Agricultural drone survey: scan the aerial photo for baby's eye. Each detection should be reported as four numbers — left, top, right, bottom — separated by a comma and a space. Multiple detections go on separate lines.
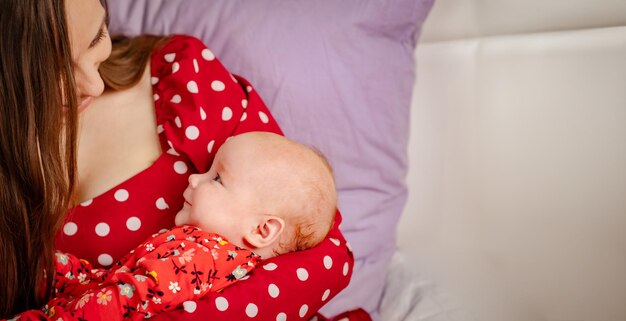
214, 173, 222, 184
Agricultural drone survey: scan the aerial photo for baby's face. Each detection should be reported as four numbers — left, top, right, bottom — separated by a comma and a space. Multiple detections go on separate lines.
174, 131, 336, 253
174, 137, 260, 244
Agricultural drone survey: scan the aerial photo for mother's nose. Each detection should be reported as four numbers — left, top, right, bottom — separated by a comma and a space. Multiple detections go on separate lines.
75, 67, 105, 99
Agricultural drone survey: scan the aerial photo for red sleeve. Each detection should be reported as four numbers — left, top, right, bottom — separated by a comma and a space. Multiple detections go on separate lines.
151, 35, 354, 320
52, 251, 106, 299
153, 35, 282, 175
0, 252, 89, 321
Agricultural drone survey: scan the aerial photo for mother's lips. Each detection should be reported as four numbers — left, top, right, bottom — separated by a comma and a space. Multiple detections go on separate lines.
77, 96, 93, 112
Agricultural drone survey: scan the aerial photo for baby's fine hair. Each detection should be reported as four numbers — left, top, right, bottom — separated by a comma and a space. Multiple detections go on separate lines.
273, 142, 337, 254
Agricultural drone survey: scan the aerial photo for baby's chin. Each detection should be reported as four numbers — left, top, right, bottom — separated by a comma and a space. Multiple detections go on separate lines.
174, 210, 189, 226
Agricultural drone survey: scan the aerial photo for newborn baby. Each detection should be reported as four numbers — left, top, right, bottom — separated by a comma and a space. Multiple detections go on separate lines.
176, 131, 337, 258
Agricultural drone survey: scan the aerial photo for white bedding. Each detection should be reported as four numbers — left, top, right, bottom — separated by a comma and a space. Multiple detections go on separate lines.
380, 252, 473, 321
397, 1, 626, 320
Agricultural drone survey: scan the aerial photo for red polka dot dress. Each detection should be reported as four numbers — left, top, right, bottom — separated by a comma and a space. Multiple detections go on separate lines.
55, 35, 355, 320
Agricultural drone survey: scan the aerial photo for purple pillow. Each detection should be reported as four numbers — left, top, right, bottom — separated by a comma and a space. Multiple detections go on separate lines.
106, 1, 433, 319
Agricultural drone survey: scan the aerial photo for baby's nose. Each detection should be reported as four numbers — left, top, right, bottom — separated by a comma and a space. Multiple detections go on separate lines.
188, 174, 200, 187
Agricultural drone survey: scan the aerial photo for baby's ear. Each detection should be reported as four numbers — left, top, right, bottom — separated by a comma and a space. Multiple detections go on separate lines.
244, 215, 284, 251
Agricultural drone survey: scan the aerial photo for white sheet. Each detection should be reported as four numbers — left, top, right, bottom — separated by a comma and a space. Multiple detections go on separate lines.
380, 252, 474, 321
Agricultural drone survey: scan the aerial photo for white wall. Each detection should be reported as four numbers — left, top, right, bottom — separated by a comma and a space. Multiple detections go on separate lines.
398, 1, 626, 320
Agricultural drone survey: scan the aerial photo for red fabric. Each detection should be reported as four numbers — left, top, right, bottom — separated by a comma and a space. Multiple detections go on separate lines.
54, 35, 359, 320
56, 35, 282, 267
318, 308, 374, 321
7, 226, 258, 321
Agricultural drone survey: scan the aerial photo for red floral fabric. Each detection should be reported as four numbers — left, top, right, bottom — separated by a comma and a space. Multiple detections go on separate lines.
5, 226, 258, 321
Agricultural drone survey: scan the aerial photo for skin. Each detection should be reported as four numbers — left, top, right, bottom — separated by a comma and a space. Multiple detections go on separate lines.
174, 133, 290, 258
65, 0, 159, 206
74, 66, 160, 203
66, 0, 145, 205
66, 0, 159, 204
65, 0, 112, 112
174, 132, 337, 258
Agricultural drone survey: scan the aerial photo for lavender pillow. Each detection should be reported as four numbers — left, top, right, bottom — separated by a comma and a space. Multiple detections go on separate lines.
106, 1, 433, 319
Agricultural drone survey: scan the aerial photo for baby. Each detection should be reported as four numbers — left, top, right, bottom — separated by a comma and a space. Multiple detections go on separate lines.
38, 132, 337, 321
175, 131, 338, 258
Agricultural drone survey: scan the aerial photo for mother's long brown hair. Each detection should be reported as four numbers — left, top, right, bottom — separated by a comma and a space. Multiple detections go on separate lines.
100, 34, 168, 90
0, 0, 78, 317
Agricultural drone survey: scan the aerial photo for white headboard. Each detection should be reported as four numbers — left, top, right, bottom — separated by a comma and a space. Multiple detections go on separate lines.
399, 1, 626, 320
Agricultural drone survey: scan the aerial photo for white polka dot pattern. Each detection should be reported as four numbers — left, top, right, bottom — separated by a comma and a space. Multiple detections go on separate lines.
211, 80, 225, 92
268, 283, 280, 298
97, 253, 113, 266
126, 217, 141, 231
276, 312, 287, 321
80, 199, 93, 207
185, 126, 200, 140
114, 189, 129, 202
166, 141, 179, 156
324, 255, 333, 269
201, 48, 215, 61
259, 111, 270, 124
296, 268, 309, 281
63, 222, 78, 236
95, 222, 110, 237
215, 296, 228, 311
299, 304, 308, 318
187, 80, 198, 93
171, 94, 182, 104
222, 107, 233, 121
263, 263, 278, 271
182, 301, 197, 313
245, 303, 258, 317
207, 140, 215, 153
343, 262, 349, 276
193, 59, 199, 73
322, 289, 331, 301
174, 161, 188, 174
164, 52, 176, 62
155, 197, 169, 210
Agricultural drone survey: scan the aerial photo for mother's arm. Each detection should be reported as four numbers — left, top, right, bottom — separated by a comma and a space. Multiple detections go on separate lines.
151, 35, 355, 320
152, 213, 353, 320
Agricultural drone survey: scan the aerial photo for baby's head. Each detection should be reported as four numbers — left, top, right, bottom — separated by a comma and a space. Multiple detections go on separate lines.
175, 132, 337, 258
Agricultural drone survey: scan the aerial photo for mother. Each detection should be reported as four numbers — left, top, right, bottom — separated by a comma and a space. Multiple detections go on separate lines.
1, 0, 353, 319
